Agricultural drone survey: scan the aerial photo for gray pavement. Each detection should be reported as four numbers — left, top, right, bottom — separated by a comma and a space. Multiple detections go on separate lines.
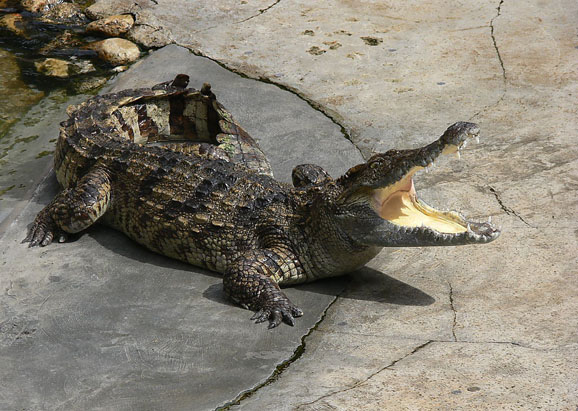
2, 0, 578, 409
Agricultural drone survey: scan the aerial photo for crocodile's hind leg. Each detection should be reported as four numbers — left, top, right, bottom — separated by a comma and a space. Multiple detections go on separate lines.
24, 166, 112, 247
223, 248, 305, 329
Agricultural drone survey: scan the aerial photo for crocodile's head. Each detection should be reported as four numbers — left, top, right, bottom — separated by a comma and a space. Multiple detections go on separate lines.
332, 122, 500, 247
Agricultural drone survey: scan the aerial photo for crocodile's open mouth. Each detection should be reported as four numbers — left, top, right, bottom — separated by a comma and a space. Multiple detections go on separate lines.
371, 171, 468, 234
366, 126, 500, 244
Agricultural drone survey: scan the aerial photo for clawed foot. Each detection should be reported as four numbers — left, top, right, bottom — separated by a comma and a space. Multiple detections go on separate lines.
250, 298, 304, 329
23, 211, 67, 247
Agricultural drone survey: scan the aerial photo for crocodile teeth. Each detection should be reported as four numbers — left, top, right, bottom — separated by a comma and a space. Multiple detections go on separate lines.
488, 216, 492, 223
455, 150, 461, 160
475, 135, 480, 144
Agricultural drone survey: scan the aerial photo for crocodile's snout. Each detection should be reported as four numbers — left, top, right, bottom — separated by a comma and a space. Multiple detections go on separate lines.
334, 122, 500, 247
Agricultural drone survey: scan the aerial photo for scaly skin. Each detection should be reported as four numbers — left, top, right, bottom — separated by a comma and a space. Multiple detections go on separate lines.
25, 75, 500, 328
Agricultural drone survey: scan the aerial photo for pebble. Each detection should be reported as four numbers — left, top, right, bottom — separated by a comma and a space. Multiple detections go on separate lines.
40, 3, 88, 25
88, 37, 140, 66
0, 13, 26, 37
20, 0, 62, 13
86, 14, 134, 37
35, 58, 70, 78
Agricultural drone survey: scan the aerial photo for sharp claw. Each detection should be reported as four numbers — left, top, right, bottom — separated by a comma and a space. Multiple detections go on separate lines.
267, 321, 279, 329
292, 307, 304, 317
29, 236, 42, 247
254, 312, 269, 323
41, 233, 53, 247
251, 310, 263, 320
283, 314, 295, 327
268, 310, 282, 329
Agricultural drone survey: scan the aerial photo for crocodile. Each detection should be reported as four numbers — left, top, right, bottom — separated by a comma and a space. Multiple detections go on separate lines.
24, 75, 500, 328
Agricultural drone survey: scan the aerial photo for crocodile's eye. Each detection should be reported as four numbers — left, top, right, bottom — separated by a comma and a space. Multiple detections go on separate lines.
370, 160, 381, 169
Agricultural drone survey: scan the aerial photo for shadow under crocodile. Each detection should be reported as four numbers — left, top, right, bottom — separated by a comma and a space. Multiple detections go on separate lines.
87, 225, 435, 309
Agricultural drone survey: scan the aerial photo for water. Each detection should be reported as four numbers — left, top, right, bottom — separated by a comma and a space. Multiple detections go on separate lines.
0, 0, 112, 222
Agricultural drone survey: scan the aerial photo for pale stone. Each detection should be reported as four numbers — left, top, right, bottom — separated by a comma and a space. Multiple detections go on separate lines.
111, 65, 128, 72
127, 23, 172, 48
39, 2, 87, 25
0, 13, 26, 37
34, 57, 70, 78
20, 0, 61, 13
86, 14, 134, 37
89, 37, 140, 65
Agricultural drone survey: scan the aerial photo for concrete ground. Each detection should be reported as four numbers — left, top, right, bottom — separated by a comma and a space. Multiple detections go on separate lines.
1, 0, 577, 409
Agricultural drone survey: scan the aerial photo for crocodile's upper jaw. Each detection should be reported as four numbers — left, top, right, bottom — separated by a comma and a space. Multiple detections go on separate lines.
335, 122, 501, 247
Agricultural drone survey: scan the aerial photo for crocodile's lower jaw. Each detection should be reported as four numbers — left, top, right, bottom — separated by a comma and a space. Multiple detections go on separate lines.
370, 169, 497, 241
371, 170, 467, 235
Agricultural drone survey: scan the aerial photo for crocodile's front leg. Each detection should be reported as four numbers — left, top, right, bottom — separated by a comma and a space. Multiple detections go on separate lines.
223, 248, 304, 329
24, 166, 112, 247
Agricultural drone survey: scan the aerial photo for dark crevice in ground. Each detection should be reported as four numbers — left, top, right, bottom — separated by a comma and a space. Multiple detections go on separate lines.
448, 281, 457, 342
294, 337, 540, 408
489, 186, 533, 227
296, 340, 434, 409
184, 48, 365, 159
469, 0, 506, 120
237, 0, 282, 24
490, 0, 506, 83
215, 294, 343, 410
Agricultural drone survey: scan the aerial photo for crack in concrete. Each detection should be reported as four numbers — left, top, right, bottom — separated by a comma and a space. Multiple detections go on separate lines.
448, 281, 458, 342
489, 186, 533, 227
294, 338, 543, 409
490, 0, 506, 84
237, 0, 282, 24
183, 48, 364, 158
296, 340, 434, 410
215, 294, 342, 410
469, 0, 506, 120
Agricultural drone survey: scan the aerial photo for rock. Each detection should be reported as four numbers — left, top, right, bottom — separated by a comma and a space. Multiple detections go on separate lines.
20, 0, 62, 13
38, 30, 83, 55
88, 37, 140, 65
0, 13, 26, 37
127, 24, 172, 48
34, 57, 70, 78
40, 2, 88, 25
70, 59, 96, 75
85, 0, 133, 20
111, 65, 128, 73
86, 14, 134, 37
73, 76, 108, 93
